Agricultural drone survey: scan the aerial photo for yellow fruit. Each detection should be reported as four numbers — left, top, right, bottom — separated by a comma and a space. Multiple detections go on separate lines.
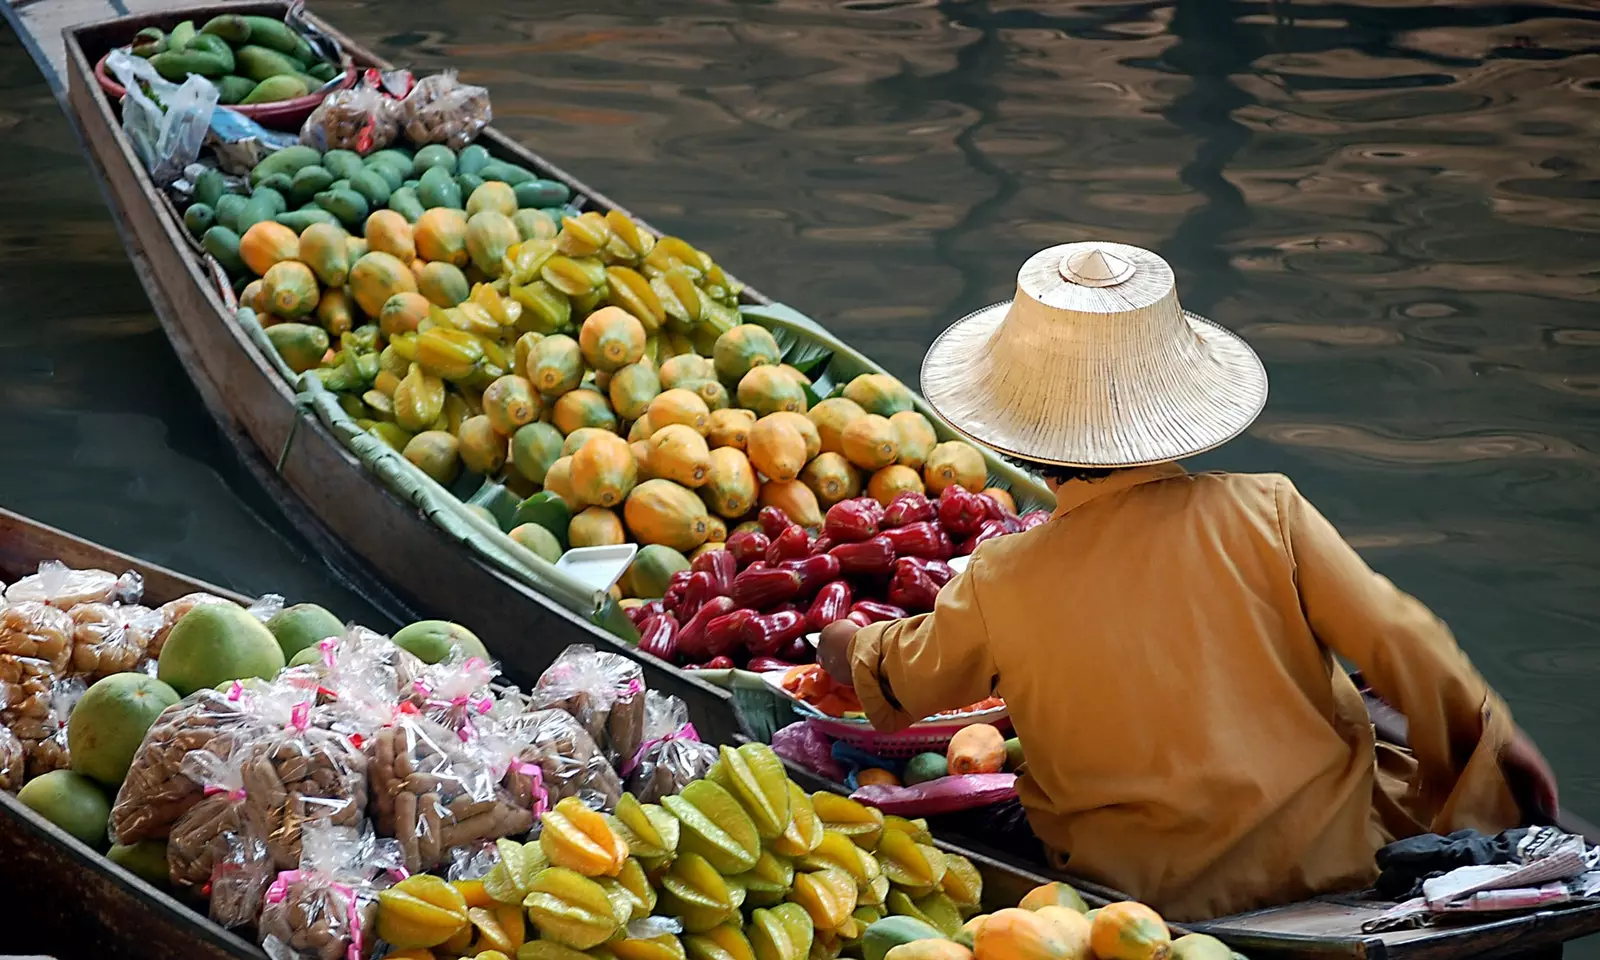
625, 479, 711, 552
380, 291, 432, 337
529, 335, 584, 396
404, 430, 460, 484
867, 465, 924, 506
467, 181, 518, 219
468, 211, 522, 277
378, 874, 469, 949
889, 411, 938, 469
571, 433, 638, 509
800, 453, 862, 508
1018, 883, 1089, 914
458, 415, 507, 475
649, 389, 711, 436
713, 323, 782, 383
553, 389, 619, 436
239, 221, 299, 276
366, 209, 417, 262
483, 375, 541, 435
808, 398, 867, 456
610, 362, 662, 421
649, 424, 713, 488
1088, 903, 1170, 960
523, 867, 622, 949
747, 417, 807, 483
700, 447, 758, 519
545, 456, 581, 509
842, 415, 900, 471
924, 441, 987, 496
811, 794, 883, 849
770, 412, 821, 461
540, 795, 630, 877
570, 507, 626, 547
659, 354, 715, 390
707, 409, 756, 450
580, 306, 648, 372
297, 222, 349, 287
789, 868, 858, 932
350, 251, 419, 318
416, 207, 470, 267
1035, 908, 1092, 960
770, 783, 824, 858
419, 261, 472, 307
843, 373, 914, 417
738, 366, 807, 417
261, 260, 319, 319
759, 480, 823, 529
394, 363, 446, 432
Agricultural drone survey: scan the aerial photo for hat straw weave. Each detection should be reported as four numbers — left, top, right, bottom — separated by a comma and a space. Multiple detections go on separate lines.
920, 241, 1268, 468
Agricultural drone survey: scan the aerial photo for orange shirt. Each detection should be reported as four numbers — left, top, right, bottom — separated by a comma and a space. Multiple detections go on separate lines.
847, 464, 1520, 921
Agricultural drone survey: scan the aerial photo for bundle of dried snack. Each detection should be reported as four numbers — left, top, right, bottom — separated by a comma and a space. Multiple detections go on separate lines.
300, 85, 401, 154
0, 723, 26, 790
620, 690, 717, 803
411, 654, 497, 735
68, 602, 161, 679
399, 71, 491, 150
11, 675, 83, 779
259, 819, 402, 960
496, 705, 623, 813
111, 686, 269, 844
0, 600, 75, 672
4, 560, 143, 609
167, 748, 274, 928
368, 715, 533, 874
148, 592, 232, 658
531, 644, 647, 765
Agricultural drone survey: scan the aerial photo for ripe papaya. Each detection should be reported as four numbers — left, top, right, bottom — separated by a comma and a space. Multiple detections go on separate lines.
239, 220, 299, 276
543, 456, 581, 510
801, 452, 862, 508
738, 366, 807, 417
625, 479, 712, 551
648, 424, 713, 488
924, 441, 987, 496
1088, 903, 1170, 960
457, 415, 507, 475
748, 416, 807, 483
315, 288, 354, 335
349, 251, 419, 318
415, 207, 470, 267
769, 412, 820, 461
467, 181, 518, 219
403, 430, 460, 485
418, 261, 471, 308
648, 389, 711, 436
265, 322, 329, 374
1018, 883, 1089, 914
660, 354, 715, 390
713, 324, 782, 383
261, 260, 319, 319
553, 390, 619, 436
570, 433, 638, 508
843, 374, 915, 417
467, 211, 520, 278
511, 422, 565, 484
706, 408, 756, 451
483, 375, 541, 435
297, 222, 350, 288
563, 427, 613, 459
570, 506, 627, 547
983, 488, 1017, 515
365, 209, 416, 262
890, 411, 938, 470
628, 414, 656, 444
868, 465, 924, 506
680, 379, 730, 412
528, 335, 585, 396
240, 279, 267, 315
809, 398, 867, 456
379, 292, 431, 337
759, 480, 823, 529
608, 362, 661, 422
700, 448, 758, 519
580, 306, 648, 373
842, 415, 901, 471
973, 909, 1071, 960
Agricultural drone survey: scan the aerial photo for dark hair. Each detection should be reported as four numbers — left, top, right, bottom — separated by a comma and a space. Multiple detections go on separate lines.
1000, 454, 1117, 486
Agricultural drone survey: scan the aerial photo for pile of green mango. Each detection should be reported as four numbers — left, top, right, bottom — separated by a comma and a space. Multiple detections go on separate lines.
128, 13, 341, 106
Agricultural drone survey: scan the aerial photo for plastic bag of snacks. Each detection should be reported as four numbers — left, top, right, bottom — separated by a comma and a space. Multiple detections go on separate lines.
68, 602, 161, 679
9, 675, 83, 779
300, 85, 401, 155
620, 691, 717, 803
167, 747, 275, 927
0, 601, 74, 673
496, 704, 623, 813
4, 560, 143, 609
400, 71, 491, 150
259, 820, 401, 960
532, 644, 647, 765
0, 724, 24, 790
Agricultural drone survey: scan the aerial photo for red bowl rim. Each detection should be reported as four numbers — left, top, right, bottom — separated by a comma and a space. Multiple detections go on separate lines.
94, 48, 355, 117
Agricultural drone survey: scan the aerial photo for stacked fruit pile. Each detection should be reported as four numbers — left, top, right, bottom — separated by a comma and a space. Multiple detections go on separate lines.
125, 13, 342, 106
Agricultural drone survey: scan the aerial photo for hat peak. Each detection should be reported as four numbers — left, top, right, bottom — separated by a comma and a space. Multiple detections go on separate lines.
1059, 246, 1134, 287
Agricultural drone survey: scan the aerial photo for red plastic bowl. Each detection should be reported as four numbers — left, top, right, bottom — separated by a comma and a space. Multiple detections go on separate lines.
95, 49, 356, 131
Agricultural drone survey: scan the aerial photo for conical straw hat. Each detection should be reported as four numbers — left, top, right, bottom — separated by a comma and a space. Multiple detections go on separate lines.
921, 241, 1268, 468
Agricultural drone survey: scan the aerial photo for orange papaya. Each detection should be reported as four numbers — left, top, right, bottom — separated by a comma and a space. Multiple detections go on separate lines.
608, 362, 661, 422
867, 465, 924, 506
483, 374, 541, 435
457, 415, 507, 475
624, 479, 711, 551
563, 427, 614, 459
759, 479, 823, 528
379, 291, 431, 337
713, 323, 782, 383
315, 287, 354, 335
809, 397, 867, 456
843, 373, 914, 417
707, 409, 756, 451
553, 389, 619, 436
802, 453, 863, 508
924, 441, 987, 496
737, 366, 807, 417
659, 354, 715, 390
544, 455, 582, 509
415, 207, 470, 267
418, 261, 471, 308
842, 415, 900, 471
570, 433, 638, 509
240, 221, 299, 276
647, 424, 712, 488
748, 416, 807, 482
570, 506, 627, 547
700, 448, 758, 520
1089, 903, 1170, 960
580, 306, 648, 373
769, 412, 820, 461
365, 209, 417, 262
890, 411, 938, 470
297, 222, 349, 287
648, 389, 710, 436
349, 251, 419, 318
261, 260, 319, 319
467, 211, 521, 278
982, 488, 1017, 515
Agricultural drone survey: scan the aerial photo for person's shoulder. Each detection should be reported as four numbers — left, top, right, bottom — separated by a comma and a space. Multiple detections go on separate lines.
1190, 470, 1296, 496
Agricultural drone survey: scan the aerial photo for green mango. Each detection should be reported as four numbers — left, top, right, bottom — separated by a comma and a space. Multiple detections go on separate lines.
214, 74, 256, 105
241, 74, 308, 105
199, 14, 250, 43
416, 165, 462, 210
202, 226, 246, 276
183, 203, 214, 238
321, 150, 364, 181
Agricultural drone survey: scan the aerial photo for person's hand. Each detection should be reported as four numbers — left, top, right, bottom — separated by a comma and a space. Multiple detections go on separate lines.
1503, 725, 1559, 822
817, 620, 860, 686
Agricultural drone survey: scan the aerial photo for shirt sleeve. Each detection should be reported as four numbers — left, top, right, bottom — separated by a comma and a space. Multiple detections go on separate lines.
847, 553, 1000, 733
1275, 477, 1514, 817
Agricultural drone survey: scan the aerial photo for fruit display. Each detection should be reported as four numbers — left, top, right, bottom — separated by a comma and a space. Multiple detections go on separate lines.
124, 13, 345, 106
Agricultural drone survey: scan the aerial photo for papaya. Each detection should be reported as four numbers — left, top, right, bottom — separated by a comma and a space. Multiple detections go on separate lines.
314, 288, 354, 335
759, 480, 823, 529
456, 415, 506, 475
704, 516, 728, 544
738, 366, 807, 417
842, 415, 901, 472
625, 479, 712, 552
570, 506, 627, 547
379, 292, 431, 337
570, 433, 638, 509
947, 724, 1006, 775
553, 390, 619, 436
769, 412, 821, 462
648, 425, 713, 489
509, 523, 563, 563
628, 414, 657, 444
403, 430, 460, 485
660, 354, 715, 390
608, 362, 661, 422
418, 261, 471, 308
647, 389, 711, 437
682, 378, 731, 412
1018, 883, 1089, 915
890, 411, 938, 470
747, 416, 807, 483
514, 208, 559, 242
620, 545, 691, 599
713, 324, 782, 383
349, 251, 419, 318
700, 448, 758, 519
239, 220, 299, 275
631, 440, 655, 480
467, 181, 518, 219
293, 222, 348, 288
265, 322, 329, 374
843, 374, 915, 418
261, 260, 319, 319
868, 465, 923, 506
529, 335, 585, 396
707, 408, 756, 451
240, 279, 267, 315
580, 306, 648, 373
809, 398, 867, 456
1088, 903, 1170, 960
973, 909, 1072, 960
482, 375, 541, 435
924, 441, 987, 496
346, 236, 368, 261
885, 943, 972, 960
862, 917, 945, 960
394, 363, 447, 432
467, 211, 521, 278
563, 427, 614, 459
982, 488, 1017, 515
415, 208, 470, 267
514, 332, 547, 380
365, 210, 417, 262
511, 422, 565, 484
801, 453, 862, 508
1168, 935, 1231, 960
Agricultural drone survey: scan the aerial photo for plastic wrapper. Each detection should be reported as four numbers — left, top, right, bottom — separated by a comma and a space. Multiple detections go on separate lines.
412, 654, 497, 735
300, 86, 401, 155
771, 720, 846, 783
207, 111, 303, 176
400, 71, 491, 150
620, 691, 717, 803
0, 724, 24, 790
496, 706, 623, 813
532, 644, 647, 765
5, 560, 143, 609
850, 773, 1018, 816
148, 592, 231, 659
68, 602, 161, 679
0, 601, 74, 673
259, 820, 400, 960
168, 748, 274, 928
106, 49, 219, 187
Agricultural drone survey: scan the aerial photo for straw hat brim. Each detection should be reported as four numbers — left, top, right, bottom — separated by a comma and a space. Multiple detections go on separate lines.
920, 300, 1268, 469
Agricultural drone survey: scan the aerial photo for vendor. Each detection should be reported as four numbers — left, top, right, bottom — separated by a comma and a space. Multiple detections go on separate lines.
816, 242, 1557, 922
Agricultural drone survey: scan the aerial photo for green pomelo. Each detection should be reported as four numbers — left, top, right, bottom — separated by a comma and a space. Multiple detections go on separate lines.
390, 620, 489, 665
902, 752, 948, 786
17, 770, 111, 847
157, 603, 286, 696
266, 603, 345, 659
108, 840, 171, 886
68, 673, 181, 788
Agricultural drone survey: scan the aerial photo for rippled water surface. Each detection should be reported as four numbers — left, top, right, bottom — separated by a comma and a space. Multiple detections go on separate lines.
2, 0, 1598, 840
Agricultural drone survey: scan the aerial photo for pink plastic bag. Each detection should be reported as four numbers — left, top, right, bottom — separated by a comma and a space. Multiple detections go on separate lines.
771, 721, 845, 783
851, 773, 1017, 816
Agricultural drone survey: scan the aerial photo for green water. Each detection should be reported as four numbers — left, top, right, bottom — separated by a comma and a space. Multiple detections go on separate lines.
2, 0, 1598, 906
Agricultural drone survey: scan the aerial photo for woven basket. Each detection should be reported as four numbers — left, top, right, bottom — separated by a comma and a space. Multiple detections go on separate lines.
763, 672, 1011, 758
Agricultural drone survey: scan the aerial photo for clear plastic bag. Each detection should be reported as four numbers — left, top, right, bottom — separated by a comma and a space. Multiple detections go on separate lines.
0, 601, 74, 672
496, 705, 623, 813
68, 602, 161, 679
400, 71, 491, 150
300, 86, 401, 155
4, 560, 143, 609
106, 49, 218, 187
620, 691, 716, 803
532, 644, 647, 765
412, 654, 497, 738
0, 724, 24, 790
168, 748, 274, 928
259, 820, 400, 960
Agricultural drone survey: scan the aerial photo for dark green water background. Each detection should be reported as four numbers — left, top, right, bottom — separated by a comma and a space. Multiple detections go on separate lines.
2, 0, 1597, 856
